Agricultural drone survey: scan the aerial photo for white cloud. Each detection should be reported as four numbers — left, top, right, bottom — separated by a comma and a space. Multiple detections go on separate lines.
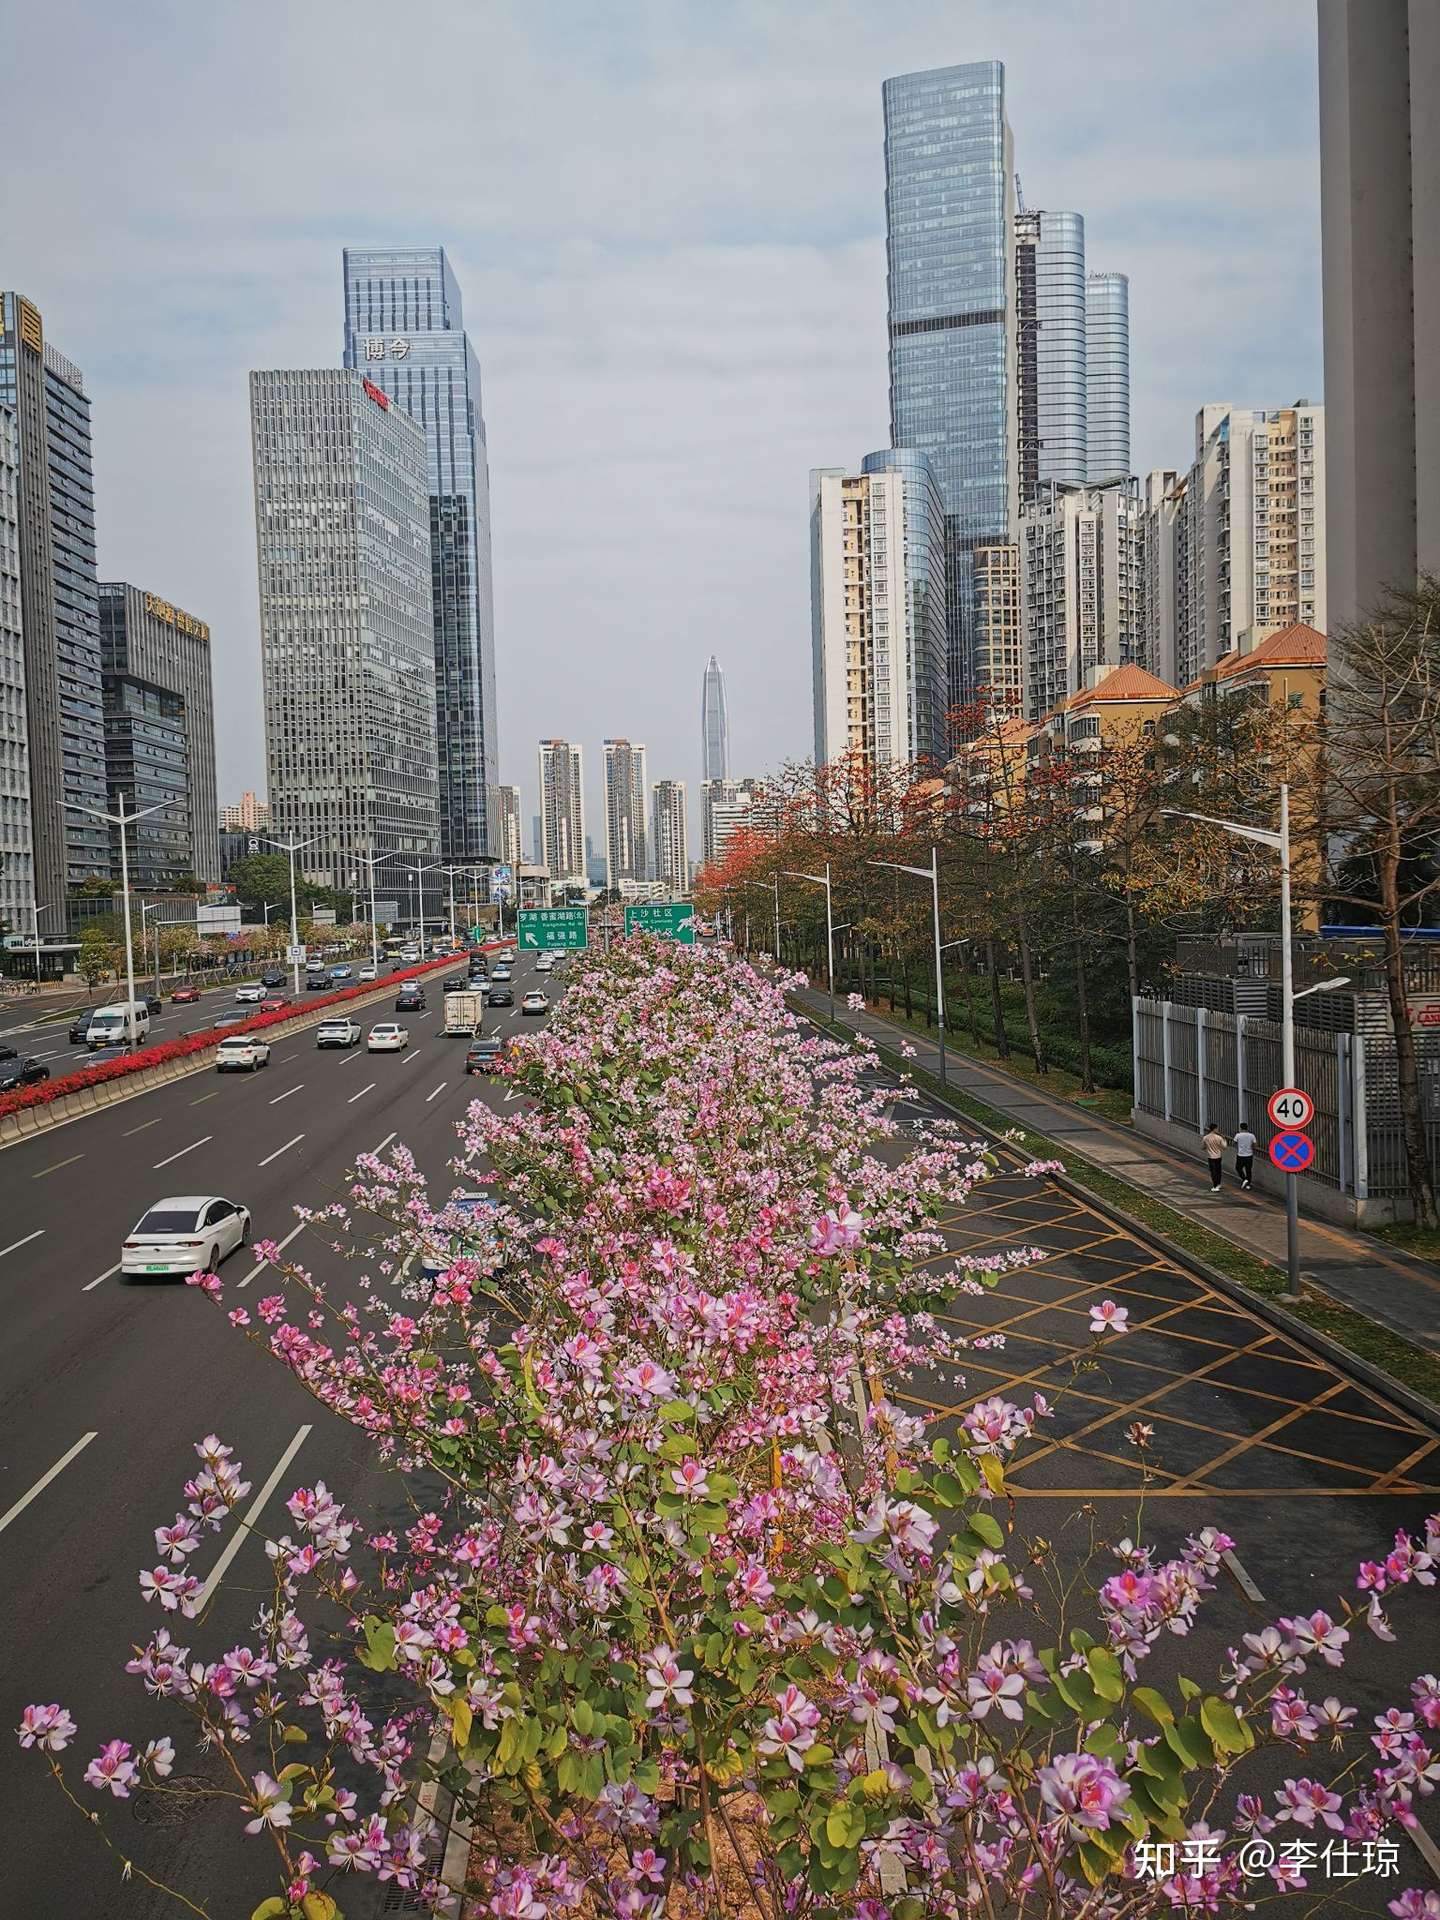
4, 0, 1321, 829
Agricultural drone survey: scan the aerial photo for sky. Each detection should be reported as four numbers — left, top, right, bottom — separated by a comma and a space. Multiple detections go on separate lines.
3, 0, 1323, 842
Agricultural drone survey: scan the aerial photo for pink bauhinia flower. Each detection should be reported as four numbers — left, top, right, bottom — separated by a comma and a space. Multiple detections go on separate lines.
1088, 1299, 1129, 1335
17, 1704, 76, 1753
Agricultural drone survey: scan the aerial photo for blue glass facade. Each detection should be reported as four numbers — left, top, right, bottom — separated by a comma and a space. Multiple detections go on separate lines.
883, 61, 1018, 709
342, 247, 498, 860
1086, 272, 1131, 483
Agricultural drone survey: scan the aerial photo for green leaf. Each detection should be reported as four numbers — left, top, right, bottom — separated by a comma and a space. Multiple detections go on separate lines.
281, 1723, 309, 1745
251, 1903, 290, 1920
1085, 1648, 1125, 1703
1177, 1675, 1202, 1702
451, 1699, 473, 1753
1083, 1722, 1125, 1761
1163, 1716, 1214, 1770
301, 1898, 339, 1920
1130, 1686, 1174, 1727
658, 1399, 695, 1424
968, 1510, 1005, 1549
825, 1801, 866, 1849
1200, 1695, 1252, 1756
572, 1698, 594, 1737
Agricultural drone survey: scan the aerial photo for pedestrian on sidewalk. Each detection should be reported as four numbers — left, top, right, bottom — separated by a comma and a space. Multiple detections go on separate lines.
1202, 1122, 1227, 1192
1233, 1120, 1257, 1191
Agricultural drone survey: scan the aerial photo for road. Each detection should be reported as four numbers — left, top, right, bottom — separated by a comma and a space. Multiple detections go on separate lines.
0, 948, 553, 1918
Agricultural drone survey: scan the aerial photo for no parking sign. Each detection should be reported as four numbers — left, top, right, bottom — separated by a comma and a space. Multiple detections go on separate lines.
1269, 1130, 1315, 1173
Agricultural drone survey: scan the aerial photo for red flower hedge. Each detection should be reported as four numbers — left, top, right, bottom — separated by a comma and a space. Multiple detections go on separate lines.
0, 946, 507, 1123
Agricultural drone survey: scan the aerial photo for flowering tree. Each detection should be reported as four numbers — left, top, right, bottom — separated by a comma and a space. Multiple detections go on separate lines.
19, 941, 1438, 1919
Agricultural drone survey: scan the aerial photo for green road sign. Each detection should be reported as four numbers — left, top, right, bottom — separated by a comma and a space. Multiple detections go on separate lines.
518, 906, 589, 950
623, 900, 696, 943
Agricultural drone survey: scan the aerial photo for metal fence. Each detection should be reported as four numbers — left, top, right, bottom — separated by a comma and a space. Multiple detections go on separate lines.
1132, 997, 1439, 1200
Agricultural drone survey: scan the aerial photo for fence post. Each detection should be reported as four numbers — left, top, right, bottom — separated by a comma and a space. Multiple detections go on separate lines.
1161, 1001, 1172, 1123
1131, 995, 1141, 1115
1336, 1033, 1352, 1196
1195, 1006, 1208, 1126
1352, 1033, 1369, 1202
1235, 1014, 1247, 1128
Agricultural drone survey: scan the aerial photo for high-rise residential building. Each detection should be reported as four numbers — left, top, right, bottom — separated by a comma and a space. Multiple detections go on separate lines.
219, 792, 270, 832
1178, 403, 1326, 686
0, 292, 108, 900
1015, 210, 1088, 496
250, 369, 440, 901
342, 247, 498, 859
810, 451, 948, 772
98, 582, 219, 881
971, 544, 1023, 720
101, 673, 191, 890
1319, 1, 1439, 630
602, 738, 648, 886
0, 405, 32, 937
884, 61, 1018, 709
537, 738, 586, 888
701, 655, 730, 783
491, 783, 523, 870
651, 779, 689, 895
1085, 273, 1131, 483
1137, 470, 1186, 687
702, 779, 751, 866
1020, 479, 1143, 722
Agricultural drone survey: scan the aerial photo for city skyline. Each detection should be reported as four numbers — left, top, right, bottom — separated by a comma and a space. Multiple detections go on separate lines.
2, 1, 1325, 831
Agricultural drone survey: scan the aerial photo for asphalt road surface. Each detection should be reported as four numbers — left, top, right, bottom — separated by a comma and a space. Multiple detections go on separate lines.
0, 948, 553, 1918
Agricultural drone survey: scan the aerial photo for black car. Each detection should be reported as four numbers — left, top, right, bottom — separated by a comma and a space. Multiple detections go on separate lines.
261, 969, 286, 989
444, 974, 467, 993
485, 984, 513, 1008
210, 1010, 250, 1029
0, 1042, 17, 1064
395, 987, 427, 1012
307, 974, 332, 991
69, 1008, 99, 1045
465, 1034, 505, 1074
0, 1057, 48, 1091
143, 994, 163, 1015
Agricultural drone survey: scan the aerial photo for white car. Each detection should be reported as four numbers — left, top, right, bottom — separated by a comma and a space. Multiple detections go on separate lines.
399, 948, 421, 964
521, 990, 549, 1016
316, 1018, 361, 1049
490, 964, 512, 983
358, 962, 378, 981
215, 1034, 271, 1072
235, 982, 265, 1004
122, 1196, 251, 1278
534, 955, 554, 974
367, 1022, 409, 1052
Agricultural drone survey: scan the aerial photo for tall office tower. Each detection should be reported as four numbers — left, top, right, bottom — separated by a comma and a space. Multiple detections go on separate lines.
1014, 210, 1088, 497
1137, 470, 1186, 686
219, 792, 270, 832
1319, 0, 1439, 630
602, 738, 649, 885
651, 779, 689, 895
537, 738, 586, 887
0, 406, 32, 937
0, 293, 107, 901
1178, 403, 1326, 686
98, 582, 219, 881
1086, 274, 1131, 483
531, 814, 543, 865
810, 452, 948, 771
250, 369, 440, 901
342, 247, 498, 859
1020, 479, 1143, 721
101, 674, 191, 889
884, 61, 1018, 709
701, 654, 729, 783
491, 783, 523, 869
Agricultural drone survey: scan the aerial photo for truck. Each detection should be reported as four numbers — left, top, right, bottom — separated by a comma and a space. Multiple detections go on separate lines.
443, 989, 484, 1037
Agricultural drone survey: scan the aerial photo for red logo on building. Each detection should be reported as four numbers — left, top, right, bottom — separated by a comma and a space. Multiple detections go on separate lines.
362, 377, 390, 410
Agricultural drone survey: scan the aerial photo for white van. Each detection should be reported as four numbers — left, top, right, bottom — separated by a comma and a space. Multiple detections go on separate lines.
87, 1001, 151, 1049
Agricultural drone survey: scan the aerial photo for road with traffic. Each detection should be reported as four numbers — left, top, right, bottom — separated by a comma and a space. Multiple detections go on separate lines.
0, 948, 553, 1917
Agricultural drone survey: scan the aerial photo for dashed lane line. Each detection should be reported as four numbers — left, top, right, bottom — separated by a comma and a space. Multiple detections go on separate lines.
268, 1083, 304, 1105
32, 1152, 83, 1180
0, 1229, 45, 1260
257, 1133, 305, 1168
0, 1433, 98, 1536
193, 1424, 312, 1609
346, 1082, 376, 1104
239, 1218, 307, 1290
154, 1135, 212, 1171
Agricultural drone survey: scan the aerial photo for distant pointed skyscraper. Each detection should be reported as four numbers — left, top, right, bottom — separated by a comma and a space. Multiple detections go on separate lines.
701, 655, 729, 783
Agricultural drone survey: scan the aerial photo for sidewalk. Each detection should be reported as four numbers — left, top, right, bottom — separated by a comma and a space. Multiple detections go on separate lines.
798, 989, 1440, 1356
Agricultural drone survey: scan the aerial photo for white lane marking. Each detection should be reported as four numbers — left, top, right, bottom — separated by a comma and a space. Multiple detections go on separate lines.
0, 1432, 98, 1536
82, 1262, 121, 1293
370, 1131, 396, 1156
425, 1081, 448, 1103
402, 1048, 424, 1065
1221, 1549, 1266, 1604
189, 1090, 219, 1106
347, 1082, 376, 1104
29, 1049, 63, 1061
258, 1133, 305, 1168
32, 1152, 83, 1180
154, 1135, 212, 1171
123, 1116, 163, 1136
1409, 1821, 1440, 1885
240, 1218, 307, 1289
0, 1229, 45, 1259
338, 1050, 363, 1066
268, 1083, 304, 1105
193, 1424, 312, 1609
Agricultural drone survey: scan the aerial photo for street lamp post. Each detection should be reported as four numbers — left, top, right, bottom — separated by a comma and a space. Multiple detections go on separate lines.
1163, 783, 1332, 1298
68, 795, 168, 1043
140, 902, 164, 999
350, 850, 398, 977
28, 900, 55, 988
784, 861, 835, 1025
401, 862, 442, 962
870, 845, 948, 1086
263, 834, 320, 999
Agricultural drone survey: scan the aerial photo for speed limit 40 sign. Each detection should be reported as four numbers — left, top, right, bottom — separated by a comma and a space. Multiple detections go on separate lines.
1268, 1086, 1315, 1131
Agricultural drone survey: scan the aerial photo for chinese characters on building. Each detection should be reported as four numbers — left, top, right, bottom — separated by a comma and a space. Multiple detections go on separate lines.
361, 337, 411, 361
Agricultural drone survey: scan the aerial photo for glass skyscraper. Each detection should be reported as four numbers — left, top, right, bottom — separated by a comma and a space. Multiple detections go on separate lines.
701, 654, 729, 782
342, 246, 498, 860
1017, 210, 1088, 493
883, 61, 1018, 710
1086, 272, 1131, 483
